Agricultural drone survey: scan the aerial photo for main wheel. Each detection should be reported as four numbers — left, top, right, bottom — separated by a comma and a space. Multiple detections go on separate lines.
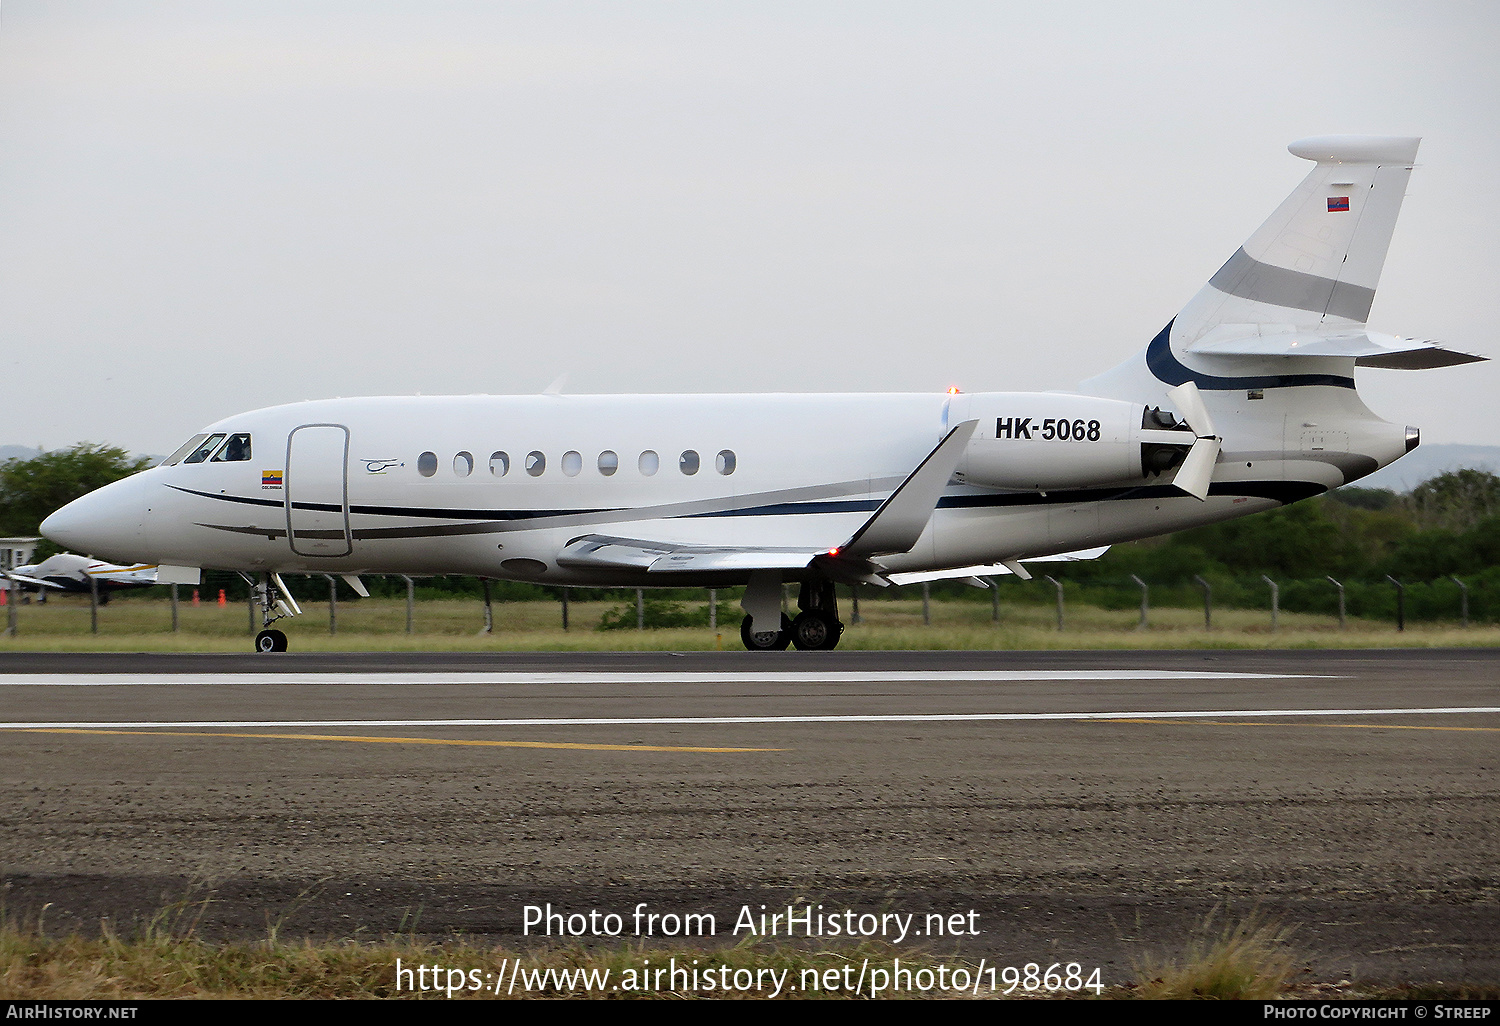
254, 629, 288, 653
790, 610, 843, 651
740, 613, 791, 651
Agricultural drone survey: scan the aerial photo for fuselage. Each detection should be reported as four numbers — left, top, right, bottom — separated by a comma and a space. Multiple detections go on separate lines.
40, 384, 1411, 588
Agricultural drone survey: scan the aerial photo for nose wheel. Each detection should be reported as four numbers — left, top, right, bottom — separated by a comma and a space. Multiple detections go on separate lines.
248, 571, 303, 652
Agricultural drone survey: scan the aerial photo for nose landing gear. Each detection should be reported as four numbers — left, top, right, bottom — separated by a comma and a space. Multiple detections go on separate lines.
248, 572, 301, 653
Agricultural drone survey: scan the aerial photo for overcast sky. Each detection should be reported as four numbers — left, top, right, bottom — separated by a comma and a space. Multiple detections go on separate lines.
1, 1, 1496, 456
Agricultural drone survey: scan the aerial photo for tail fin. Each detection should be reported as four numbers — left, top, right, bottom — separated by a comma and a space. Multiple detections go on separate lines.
1173, 135, 1419, 343
1080, 136, 1474, 401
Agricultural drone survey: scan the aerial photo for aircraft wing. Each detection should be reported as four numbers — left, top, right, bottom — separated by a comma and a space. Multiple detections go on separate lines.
0, 572, 63, 590
556, 420, 981, 583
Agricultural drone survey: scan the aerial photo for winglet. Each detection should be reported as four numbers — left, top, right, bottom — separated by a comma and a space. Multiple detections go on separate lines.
840, 420, 977, 559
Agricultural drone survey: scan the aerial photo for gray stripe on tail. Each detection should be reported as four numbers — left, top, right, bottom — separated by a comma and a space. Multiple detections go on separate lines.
1208, 247, 1375, 322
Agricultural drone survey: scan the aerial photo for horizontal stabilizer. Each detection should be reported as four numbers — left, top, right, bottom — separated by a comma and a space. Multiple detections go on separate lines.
1188, 329, 1486, 369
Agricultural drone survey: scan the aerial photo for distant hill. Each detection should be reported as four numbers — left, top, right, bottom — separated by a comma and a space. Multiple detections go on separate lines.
0, 445, 42, 465
1351, 443, 1500, 493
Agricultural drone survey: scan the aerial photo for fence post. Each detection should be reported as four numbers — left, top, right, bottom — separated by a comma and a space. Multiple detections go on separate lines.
1130, 574, 1148, 630
3, 573, 16, 636
1452, 576, 1469, 628
89, 575, 100, 635
326, 575, 338, 634
922, 582, 931, 626
1193, 575, 1212, 630
400, 575, 414, 633
851, 585, 861, 624
991, 578, 1000, 623
1044, 576, 1064, 631
562, 587, 570, 632
1386, 575, 1404, 632
170, 583, 180, 632
1261, 575, 1279, 633
636, 588, 645, 630
1326, 576, 1346, 630
708, 588, 716, 633
482, 578, 493, 633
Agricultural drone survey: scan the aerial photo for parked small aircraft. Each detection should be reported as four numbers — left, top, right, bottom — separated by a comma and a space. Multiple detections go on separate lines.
41, 136, 1483, 651
1, 552, 157, 599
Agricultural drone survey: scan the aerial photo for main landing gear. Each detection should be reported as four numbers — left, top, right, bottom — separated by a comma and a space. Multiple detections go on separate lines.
740, 579, 844, 651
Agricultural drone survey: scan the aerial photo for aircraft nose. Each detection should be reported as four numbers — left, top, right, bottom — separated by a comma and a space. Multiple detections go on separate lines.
40, 475, 148, 562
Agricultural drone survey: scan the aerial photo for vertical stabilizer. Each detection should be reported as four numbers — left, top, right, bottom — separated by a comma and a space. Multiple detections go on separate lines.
1082, 136, 1423, 402
1174, 135, 1419, 343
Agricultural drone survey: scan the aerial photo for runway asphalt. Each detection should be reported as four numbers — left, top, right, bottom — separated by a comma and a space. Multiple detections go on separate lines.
1, 648, 1496, 987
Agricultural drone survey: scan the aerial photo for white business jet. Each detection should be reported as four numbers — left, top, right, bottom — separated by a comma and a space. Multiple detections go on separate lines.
41, 137, 1482, 652
3, 552, 157, 598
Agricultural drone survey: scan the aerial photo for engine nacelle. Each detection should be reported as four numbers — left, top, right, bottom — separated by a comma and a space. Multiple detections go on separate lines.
947, 392, 1193, 491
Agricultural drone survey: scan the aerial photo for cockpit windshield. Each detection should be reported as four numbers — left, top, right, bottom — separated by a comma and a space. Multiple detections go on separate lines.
210, 433, 252, 462
159, 432, 253, 466
182, 434, 226, 464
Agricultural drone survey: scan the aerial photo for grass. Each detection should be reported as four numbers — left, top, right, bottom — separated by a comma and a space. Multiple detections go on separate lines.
1129, 910, 1302, 1000
4, 903, 1495, 999
0, 593, 1495, 651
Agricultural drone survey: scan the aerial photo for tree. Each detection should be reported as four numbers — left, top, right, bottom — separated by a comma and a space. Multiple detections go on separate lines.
1406, 469, 1500, 531
0, 443, 151, 538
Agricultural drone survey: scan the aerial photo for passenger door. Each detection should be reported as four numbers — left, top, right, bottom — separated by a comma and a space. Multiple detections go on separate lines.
285, 424, 352, 557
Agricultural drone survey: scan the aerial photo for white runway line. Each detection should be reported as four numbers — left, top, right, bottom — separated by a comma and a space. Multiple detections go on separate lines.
3, 707, 1496, 730
0, 669, 1334, 687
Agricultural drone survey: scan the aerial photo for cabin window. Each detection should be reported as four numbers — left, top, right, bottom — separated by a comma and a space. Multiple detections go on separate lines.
639, 450, 659, 476
561, 451, 582, 477
679, 450, 700, 475
182, 433, 227, 465
490, 452, 509, 476
209, 433, 252, 462
161, 434, 209, 467
454, 452, 474, 477
598, 450, 619, 476
526, 451, 546, 476
418, 451, 438, 477
716, 450, 737, 475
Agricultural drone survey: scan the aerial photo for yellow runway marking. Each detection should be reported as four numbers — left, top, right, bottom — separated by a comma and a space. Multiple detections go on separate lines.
6, 727, 784, 753
1111, 719, 1499, 733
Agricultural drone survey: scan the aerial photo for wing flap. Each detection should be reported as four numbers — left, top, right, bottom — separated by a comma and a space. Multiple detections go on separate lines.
884, 546, 1110, 586
557, 535, 824, 575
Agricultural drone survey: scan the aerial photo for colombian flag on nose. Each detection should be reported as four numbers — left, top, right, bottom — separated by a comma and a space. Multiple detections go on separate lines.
262, 470, 283, 487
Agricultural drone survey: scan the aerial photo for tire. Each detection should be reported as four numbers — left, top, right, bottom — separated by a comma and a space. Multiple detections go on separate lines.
255, 629, 288, 653
791, 610, 843, 650
740, 613, 791, 651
